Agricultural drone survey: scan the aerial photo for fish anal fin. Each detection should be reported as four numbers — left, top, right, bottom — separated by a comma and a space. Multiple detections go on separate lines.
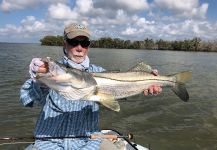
97, 93, 120, 112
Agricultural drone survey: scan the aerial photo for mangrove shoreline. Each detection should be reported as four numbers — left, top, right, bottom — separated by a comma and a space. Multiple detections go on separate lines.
40, 35, 217, 52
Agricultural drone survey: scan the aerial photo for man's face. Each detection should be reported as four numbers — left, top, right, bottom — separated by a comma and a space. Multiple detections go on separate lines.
64, 36, 90, 64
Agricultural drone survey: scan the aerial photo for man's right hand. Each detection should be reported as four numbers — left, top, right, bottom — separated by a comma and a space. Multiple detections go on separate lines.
29, 58, 48, 80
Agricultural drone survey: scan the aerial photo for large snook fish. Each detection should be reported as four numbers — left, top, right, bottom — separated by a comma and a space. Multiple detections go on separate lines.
36, 57, 192, 112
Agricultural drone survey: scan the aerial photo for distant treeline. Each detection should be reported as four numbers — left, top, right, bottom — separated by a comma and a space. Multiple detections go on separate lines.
40, 35, 217, 52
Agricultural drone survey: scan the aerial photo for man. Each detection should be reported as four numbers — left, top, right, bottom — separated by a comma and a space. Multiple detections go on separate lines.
21, 23, 161, 150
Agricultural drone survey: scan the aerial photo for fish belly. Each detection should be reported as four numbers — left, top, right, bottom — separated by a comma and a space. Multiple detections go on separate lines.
58, 86, 96, 101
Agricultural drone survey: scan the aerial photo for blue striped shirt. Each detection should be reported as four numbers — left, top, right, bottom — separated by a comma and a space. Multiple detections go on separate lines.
20, 61, 105, 150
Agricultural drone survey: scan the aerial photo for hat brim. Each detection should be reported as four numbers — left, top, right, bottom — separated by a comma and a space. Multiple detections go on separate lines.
66, 31, 90, 39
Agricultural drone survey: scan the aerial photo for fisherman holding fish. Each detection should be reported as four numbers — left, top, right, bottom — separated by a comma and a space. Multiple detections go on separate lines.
20, 23, 162, 150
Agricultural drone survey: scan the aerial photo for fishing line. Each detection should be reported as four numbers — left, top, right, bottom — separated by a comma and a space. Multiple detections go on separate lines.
118, 97, 201, 103
118, 99, 152, 102
0, 141, 33, 146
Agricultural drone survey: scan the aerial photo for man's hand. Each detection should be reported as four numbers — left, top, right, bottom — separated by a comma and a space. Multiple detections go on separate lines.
29, 58, 48, 80
144, 69, 162, 96
144, 85, 162, 96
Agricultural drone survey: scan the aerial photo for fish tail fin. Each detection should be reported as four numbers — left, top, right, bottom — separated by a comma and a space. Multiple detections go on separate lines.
174, 71, 192, 83
172, 83, 189, 102
97, 93, 120, 112
171, 71, 192, 102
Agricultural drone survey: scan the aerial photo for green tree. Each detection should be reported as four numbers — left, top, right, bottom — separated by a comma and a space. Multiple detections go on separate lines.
191, 37, 201, 51
144, 38, 155, 49
39, 35, 217, 52
40, 35, 63, 46
156, 39, 172, 50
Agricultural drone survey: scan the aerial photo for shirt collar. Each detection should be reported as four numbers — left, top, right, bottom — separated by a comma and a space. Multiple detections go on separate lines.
63, 56, 90, 71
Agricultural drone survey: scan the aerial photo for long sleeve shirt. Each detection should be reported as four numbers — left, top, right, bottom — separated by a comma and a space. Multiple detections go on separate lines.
20, 60, 105, 150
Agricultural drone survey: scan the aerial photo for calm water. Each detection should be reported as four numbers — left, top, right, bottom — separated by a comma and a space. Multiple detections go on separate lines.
0, 43, 217, 150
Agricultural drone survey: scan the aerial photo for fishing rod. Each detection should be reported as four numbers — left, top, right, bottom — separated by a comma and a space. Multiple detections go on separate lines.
0, 133, 133, 141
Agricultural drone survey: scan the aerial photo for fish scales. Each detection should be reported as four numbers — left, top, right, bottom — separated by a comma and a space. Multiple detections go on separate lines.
95, 77, 175, 99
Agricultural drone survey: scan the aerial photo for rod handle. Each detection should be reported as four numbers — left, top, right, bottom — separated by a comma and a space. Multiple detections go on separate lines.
91, 134, 118, 140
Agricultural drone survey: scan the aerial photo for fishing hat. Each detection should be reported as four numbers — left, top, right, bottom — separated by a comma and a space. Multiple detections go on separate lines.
64, 23, 90, 39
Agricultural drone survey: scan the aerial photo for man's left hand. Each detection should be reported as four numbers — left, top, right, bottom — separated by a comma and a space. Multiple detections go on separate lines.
144, 69, 162, 96
144, 85, 162, 96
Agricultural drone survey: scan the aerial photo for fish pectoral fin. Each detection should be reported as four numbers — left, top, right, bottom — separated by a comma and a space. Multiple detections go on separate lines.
97, 93, 120, 112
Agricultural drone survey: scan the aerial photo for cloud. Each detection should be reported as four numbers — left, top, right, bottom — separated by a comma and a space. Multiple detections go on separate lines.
114, 0, 149, 12
93, 0, 149, 14
0, 0, 216, 42
20, 16, 46, 33
0, 17, 45, 37
75, 0, 93, 14
0, 24, 21, 35
122, 27, 138, 35
48, 3, 78, 20
0, 15, 63, 42
0, 0, 68, 12
153, 0, 209, 19
0, 0, 38, 12
160, 20, 217, 40
120, 15, 217, 41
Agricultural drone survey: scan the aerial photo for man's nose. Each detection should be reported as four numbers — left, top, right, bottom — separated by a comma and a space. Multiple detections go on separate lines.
76, 45, 83, 51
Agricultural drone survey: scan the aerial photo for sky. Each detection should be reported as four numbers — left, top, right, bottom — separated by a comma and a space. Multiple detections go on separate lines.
0, 0, 217, 43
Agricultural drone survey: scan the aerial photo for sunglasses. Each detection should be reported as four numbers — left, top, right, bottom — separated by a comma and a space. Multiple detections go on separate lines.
66, 38, 90, 48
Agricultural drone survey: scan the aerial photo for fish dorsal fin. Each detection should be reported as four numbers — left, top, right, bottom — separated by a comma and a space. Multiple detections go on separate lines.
129, 62, 153, 73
